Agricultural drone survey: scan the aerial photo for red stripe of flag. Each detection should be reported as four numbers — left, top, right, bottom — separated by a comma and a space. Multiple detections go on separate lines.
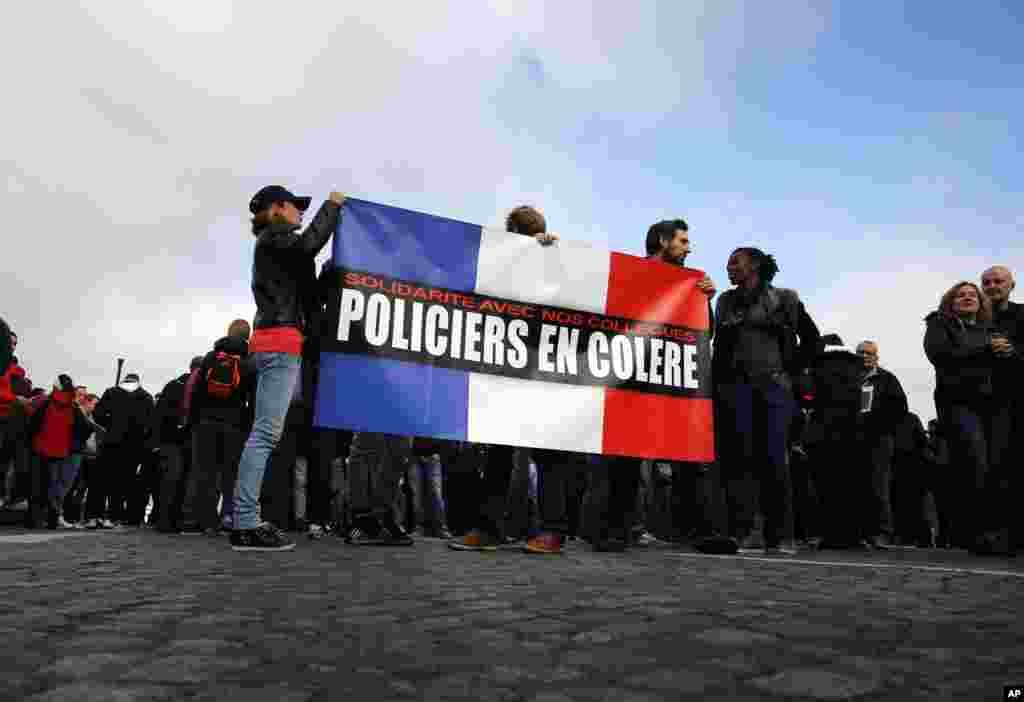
600, 253, 716, 462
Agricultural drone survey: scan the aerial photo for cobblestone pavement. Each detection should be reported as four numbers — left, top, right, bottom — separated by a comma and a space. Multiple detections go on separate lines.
0, 528, 1021, 701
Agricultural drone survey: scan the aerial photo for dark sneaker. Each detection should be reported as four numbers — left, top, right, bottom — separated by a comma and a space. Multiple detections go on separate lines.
178, 524, 205, 536
230, 523, 295, 551
594, 536, 628, 552
344, 518, 388, 546
379, 519, 414, 546
737, 531, 765, 553
868, 534, 892, 550
694, 535, 740, 555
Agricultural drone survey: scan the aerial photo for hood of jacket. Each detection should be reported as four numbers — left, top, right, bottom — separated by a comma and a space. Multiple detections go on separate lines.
213, 335, 249, 356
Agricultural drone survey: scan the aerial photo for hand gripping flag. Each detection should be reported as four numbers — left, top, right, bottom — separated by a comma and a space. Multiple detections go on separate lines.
314, 199, 714, 462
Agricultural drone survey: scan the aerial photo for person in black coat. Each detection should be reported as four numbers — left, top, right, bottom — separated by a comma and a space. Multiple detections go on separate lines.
980, 266, 1023, 554
853, 341, 909, 548
93, 373, 155, 525
924, 281, 1011, 555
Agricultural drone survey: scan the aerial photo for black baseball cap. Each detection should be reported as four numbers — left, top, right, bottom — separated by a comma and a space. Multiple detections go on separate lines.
249, 185, 312, 215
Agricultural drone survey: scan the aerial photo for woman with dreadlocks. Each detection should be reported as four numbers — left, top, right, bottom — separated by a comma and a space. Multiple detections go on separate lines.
712, 247, 821, 555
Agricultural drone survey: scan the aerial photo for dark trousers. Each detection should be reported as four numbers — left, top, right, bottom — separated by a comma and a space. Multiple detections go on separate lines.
25, 453, 52, 528
939, 401, 1013, 542
534, 450, 588, 535
789, 448, 820, 541
101, 443, 145, 523
444, 443, 484, 536
717, 381, 796, 546
308, 428, 348, 525
477, 445, 515, 537
891, 454, 931, 545
672, 462, 721, 539
182, 422, 244, 530
0, 413, 31, 502
131, 450, 161, 525
346, 433, 410, 525
155, 442, 189, 530
866, 433, 895, 539
64, 454, 92, 523
586, 456, 641, 540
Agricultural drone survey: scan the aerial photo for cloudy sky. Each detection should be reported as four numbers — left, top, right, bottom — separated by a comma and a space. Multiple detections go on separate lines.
3, 1, 1022, 420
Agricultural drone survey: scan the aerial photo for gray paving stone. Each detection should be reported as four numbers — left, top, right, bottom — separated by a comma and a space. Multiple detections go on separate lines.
118, 654, 260, 683
750, 669, 882, 699
27, 683, 176, 702
40, 653, 145, 678
693, 627, 780, 646
628, 669, 715, 694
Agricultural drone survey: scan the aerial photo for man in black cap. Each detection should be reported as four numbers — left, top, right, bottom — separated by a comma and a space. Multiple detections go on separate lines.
93, 371, 154, 525
231, 185, 343, 551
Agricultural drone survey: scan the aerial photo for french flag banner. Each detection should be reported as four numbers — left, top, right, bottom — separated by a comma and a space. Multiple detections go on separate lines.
314, 198, 715, 463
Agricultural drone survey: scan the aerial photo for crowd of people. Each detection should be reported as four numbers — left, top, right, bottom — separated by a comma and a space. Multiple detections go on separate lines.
0, 185, 1019, 559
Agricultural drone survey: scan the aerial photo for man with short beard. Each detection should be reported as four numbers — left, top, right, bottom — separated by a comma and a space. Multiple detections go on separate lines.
978, 266, 1022, 555
638, 219, 720, 549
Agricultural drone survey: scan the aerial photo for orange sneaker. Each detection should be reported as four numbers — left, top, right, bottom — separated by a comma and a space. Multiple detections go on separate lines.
448, 529, 500, 552
523, 532, 564, 554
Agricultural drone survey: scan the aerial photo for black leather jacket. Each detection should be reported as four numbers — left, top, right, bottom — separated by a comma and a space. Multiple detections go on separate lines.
252, 201, 341, 332
923, 311, 994, 404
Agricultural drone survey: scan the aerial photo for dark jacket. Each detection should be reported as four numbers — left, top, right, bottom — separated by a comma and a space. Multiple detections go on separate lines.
94, 385, 155, 447
859, 367, 909, 436
0, 316, 10, 373
153, 373, 191, 445
28, 390, 93, 459
991, 300, 1024, 397
804, 348, 864, 446
252, 201, 341, 333
713, 284, 821, 387
923, 312, 994, 405
189, 336, 256, 429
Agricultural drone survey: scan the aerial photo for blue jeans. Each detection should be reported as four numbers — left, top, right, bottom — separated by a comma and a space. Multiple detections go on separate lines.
411, 454, 447, 530
234, 352, 302, 531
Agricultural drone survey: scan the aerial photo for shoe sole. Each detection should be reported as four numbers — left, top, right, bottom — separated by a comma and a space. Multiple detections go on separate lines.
522, 546, 563, 555
231, 543, 296, 551
447, 542, 498, 552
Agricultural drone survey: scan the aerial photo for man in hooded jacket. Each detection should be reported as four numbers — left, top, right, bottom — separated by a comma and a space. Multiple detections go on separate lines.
93, 373, 154, 525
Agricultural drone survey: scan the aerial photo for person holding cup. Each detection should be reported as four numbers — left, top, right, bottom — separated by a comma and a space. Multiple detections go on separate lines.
980, 266, 1023, 555
924, 281, 1012, 555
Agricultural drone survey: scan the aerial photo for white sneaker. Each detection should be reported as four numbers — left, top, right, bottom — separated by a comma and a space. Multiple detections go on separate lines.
56, 517, 74, 529
307, 523, 327, 540
100, 519, 117, 529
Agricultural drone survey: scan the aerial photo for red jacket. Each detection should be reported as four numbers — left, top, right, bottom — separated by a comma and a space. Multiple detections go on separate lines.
0, 364, 14, 418
31, 390, 76, 459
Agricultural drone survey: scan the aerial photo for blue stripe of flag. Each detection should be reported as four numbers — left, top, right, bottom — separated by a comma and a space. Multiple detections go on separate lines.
333, 198, 482, 291
314, 351, 470, 440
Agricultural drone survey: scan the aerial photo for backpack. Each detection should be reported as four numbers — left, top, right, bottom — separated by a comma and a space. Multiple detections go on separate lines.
206, 352, 241, 400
